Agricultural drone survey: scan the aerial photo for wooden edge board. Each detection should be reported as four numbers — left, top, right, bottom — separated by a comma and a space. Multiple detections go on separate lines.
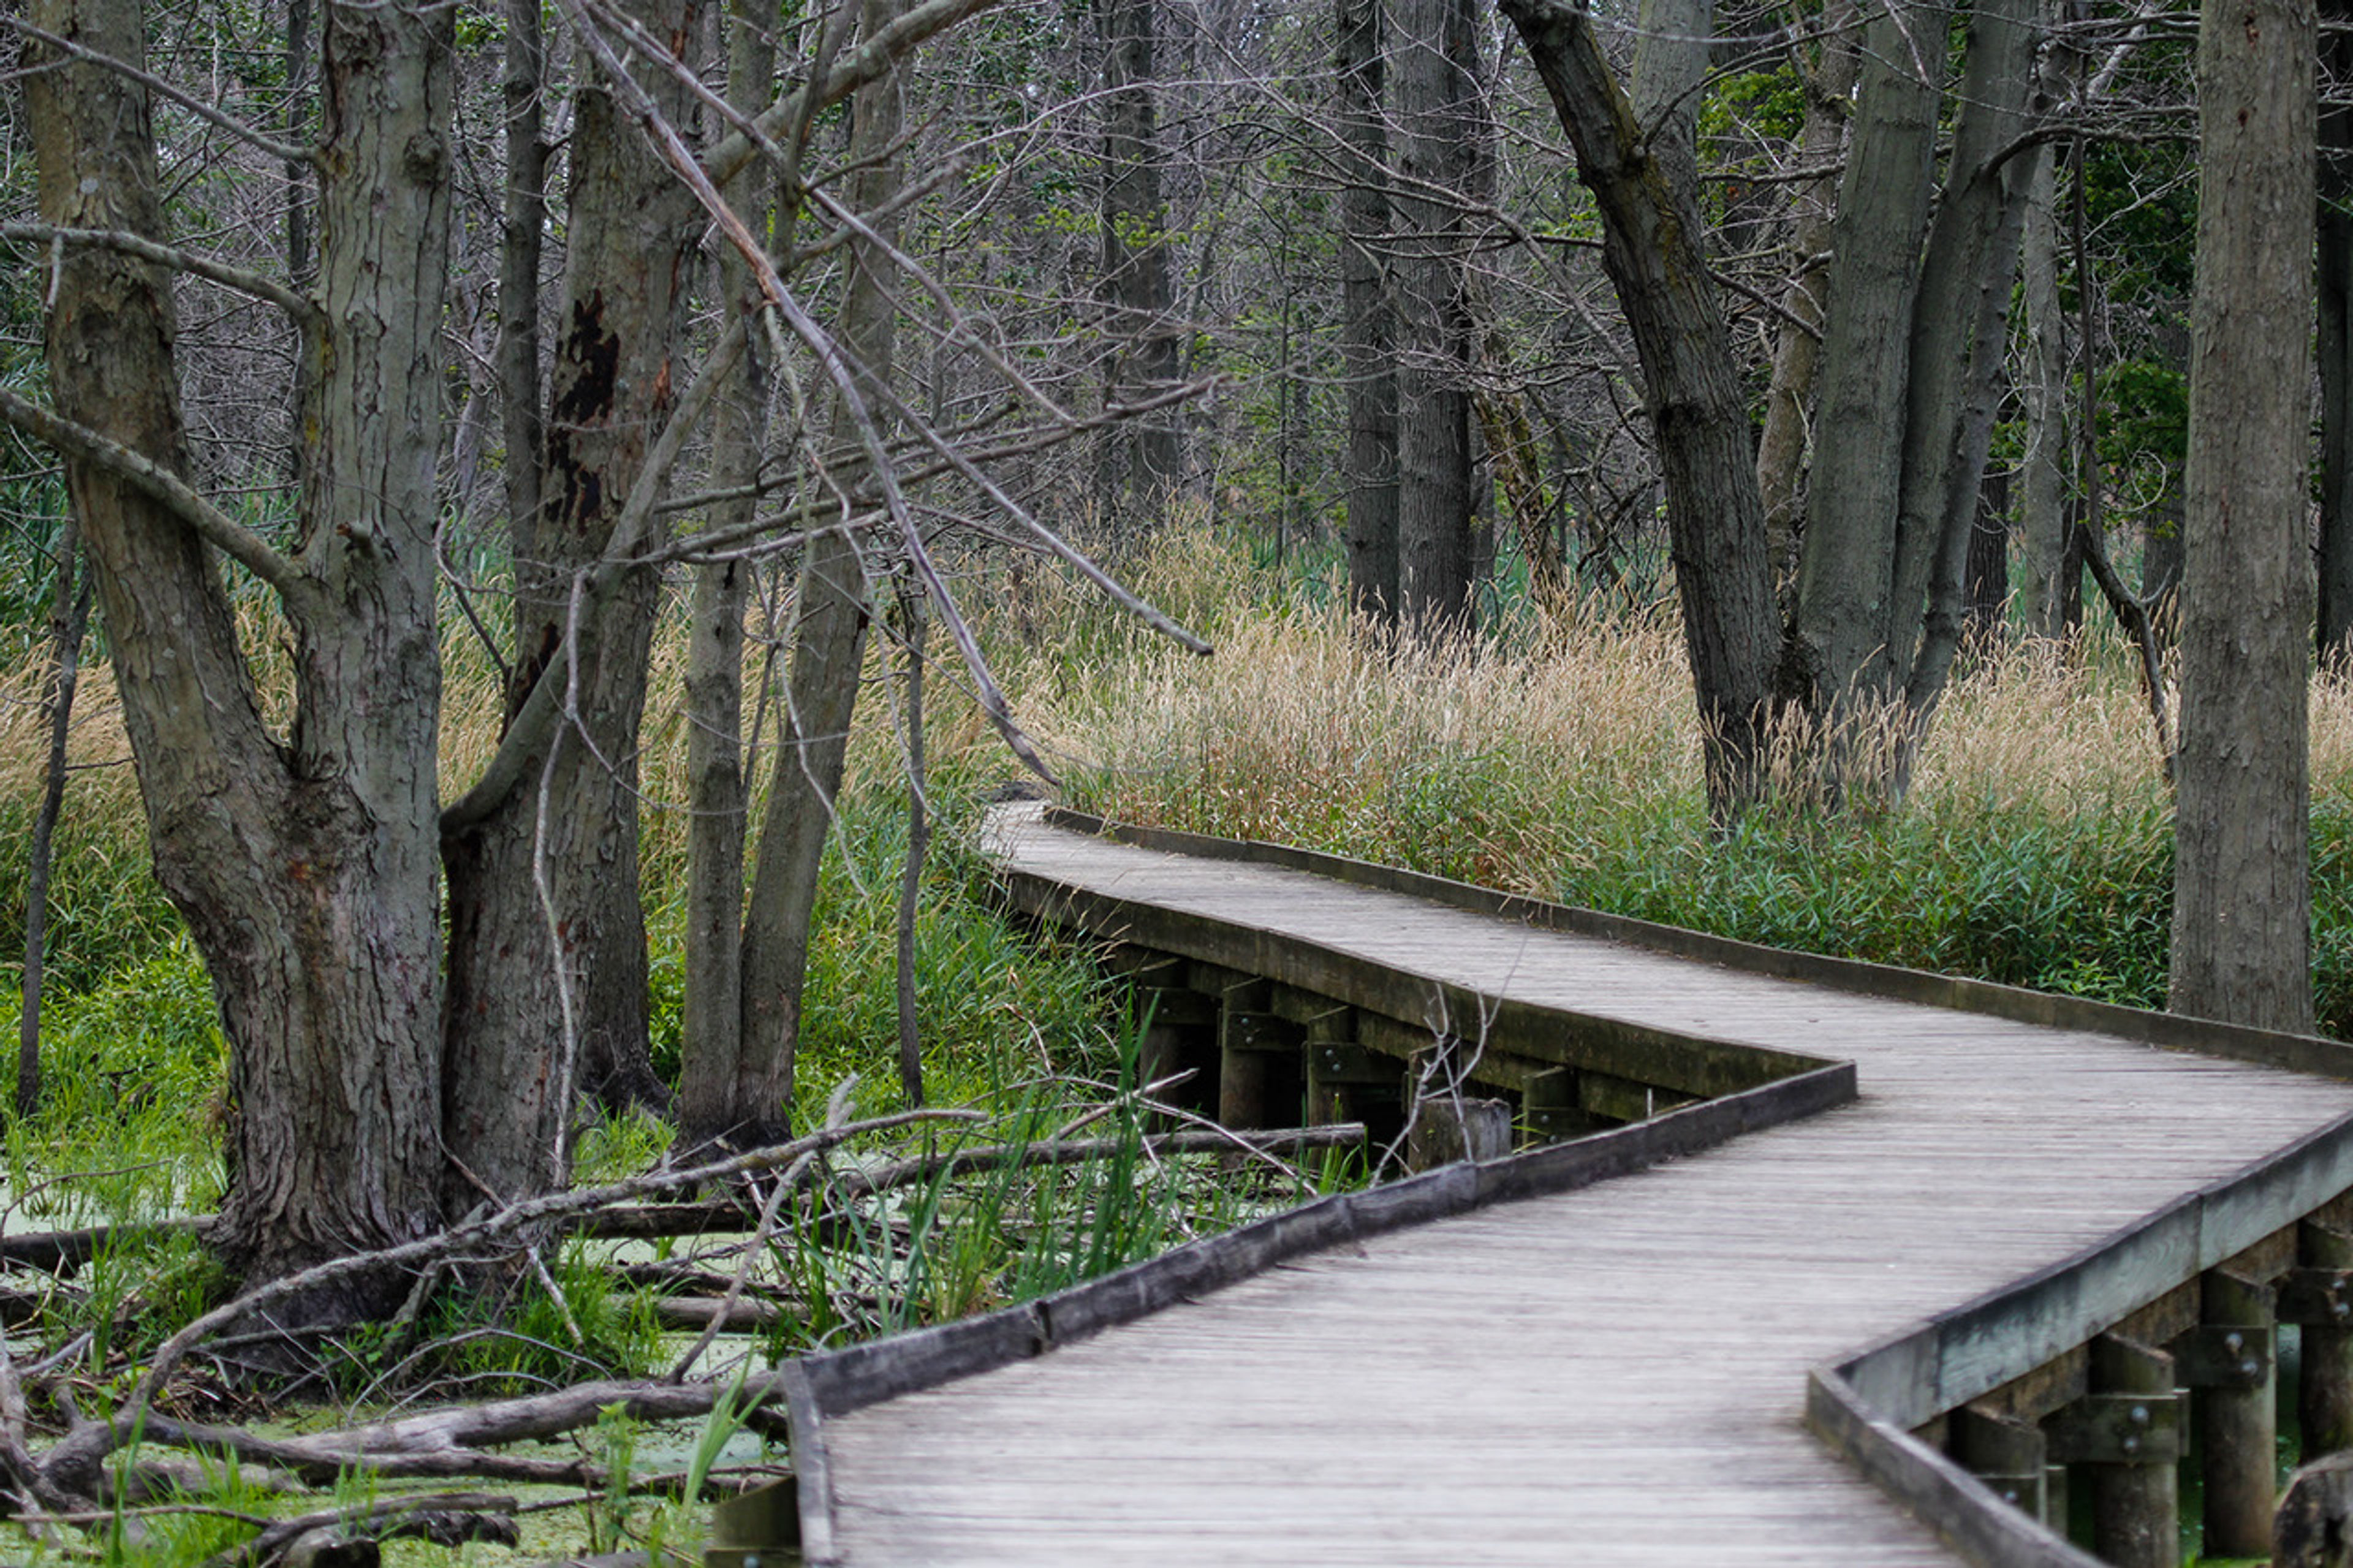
1833, 1106, 2353, 1431
1811, 1108, 2353, 1558
997, 866, 1835, 1097
780, 1362, 835, 1567
782, 1059, 1860, 1553
1021, 808, 2353, 1559
1044, 808, 2353, 1080
1805, 1368, 2098, 1568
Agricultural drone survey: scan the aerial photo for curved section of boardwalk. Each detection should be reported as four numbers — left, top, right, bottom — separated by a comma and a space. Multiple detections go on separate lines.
811, 808, 2353, 1564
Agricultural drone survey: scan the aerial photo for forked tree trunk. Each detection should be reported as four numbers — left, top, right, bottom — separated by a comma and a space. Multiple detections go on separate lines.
2172, 0, 2316, 1032
1790, 0, 1944, 718
442, 0, 702, 1203
23, 0, 451, 1309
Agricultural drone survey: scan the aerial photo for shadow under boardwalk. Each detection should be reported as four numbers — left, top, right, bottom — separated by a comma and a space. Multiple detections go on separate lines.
792, 805, 2353, 1566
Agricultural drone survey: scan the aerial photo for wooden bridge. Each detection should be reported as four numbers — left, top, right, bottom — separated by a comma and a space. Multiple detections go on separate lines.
773, 804, 2353, 1566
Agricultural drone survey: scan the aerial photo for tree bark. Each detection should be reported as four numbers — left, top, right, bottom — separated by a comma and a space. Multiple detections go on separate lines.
2171, 0, 2316, 1033
2319, 0, 2353, 664
1499, 0, 1781, 813
2017, 137, 2072, 642
443, 0, 702, 1202
1753, 0, 1859, 611
1894, 0, 2039, 726
21, 0, 452, 1308
1392, 0, 1481, 631
1338, 0, 1399, 623
1791, 0, 1944, 721
17, 525, 91, 1118
1096, 0, 1181, 532
734, 0, 907, 1144
676, 0, 775, 1151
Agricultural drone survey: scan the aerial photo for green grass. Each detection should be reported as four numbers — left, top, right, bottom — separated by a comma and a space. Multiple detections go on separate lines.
1036, 528, 2353, 1039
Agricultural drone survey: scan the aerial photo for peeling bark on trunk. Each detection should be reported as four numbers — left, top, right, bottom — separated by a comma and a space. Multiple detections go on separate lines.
443, 0, 703, 1203
2172, 0, 2316, 1033
23, 0, 451, 1309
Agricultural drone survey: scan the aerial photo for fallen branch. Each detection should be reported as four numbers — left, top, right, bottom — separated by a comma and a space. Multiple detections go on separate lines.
194, 1490, 520, 1568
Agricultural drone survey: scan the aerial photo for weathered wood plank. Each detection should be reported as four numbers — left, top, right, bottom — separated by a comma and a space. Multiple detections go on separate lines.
791, 808, 2353, 1566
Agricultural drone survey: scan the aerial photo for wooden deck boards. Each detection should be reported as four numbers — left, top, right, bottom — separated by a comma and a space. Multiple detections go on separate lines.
816, 809, 2353, 1564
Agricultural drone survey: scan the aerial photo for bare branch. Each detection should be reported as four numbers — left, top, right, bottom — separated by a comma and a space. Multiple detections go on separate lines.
0, 224, 319, 326
703, 0, 1007, 188
5, 18, 312, 166
0, 388, 309, 608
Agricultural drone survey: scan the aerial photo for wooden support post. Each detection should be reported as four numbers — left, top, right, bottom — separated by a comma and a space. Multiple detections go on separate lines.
2182, 1268, 2276, 1558
1406, 1094, 1512, 1169
1950, 1403, 2048, 1521
1216, 982, 1302, 1132
1521, 1066, 1604, 1146
2055, 1333, 2178, 1568
1300, 1006, 1360, 1126
2297, 1222, 2353, 1460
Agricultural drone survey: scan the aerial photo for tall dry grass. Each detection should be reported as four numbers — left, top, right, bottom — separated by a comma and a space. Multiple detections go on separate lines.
1026, 528, 2353, 1033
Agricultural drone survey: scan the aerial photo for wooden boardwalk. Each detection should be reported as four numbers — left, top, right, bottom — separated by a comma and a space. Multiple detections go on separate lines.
799, 806, 2353, 1565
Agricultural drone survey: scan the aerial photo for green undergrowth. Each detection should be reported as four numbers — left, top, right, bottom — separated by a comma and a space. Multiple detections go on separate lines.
1042, 529, 2353, 1040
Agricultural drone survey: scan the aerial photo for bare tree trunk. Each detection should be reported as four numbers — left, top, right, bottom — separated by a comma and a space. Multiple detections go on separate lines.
735, 0, 906, 1142
1392, 0, 1480, 631
1895, 0, 2039, 723
1336, 0, 1398, 621
2172, 0, 2316, 1032
444, 0, 702, 1202
1754, 0, 1858, 610
2170, 0, 2316, 1021
2320, 0, 2353, 664
2017, 138, 2072, 642
894, 578, 928, 1110
676, 0, 774, 1152
17, 524, 91, 1118
1791, 0, 1944, 718
21, 0, 452, 1308
1096, 0, 1180, 532
1500, 0, 1781, 813
496, 0, 546, 562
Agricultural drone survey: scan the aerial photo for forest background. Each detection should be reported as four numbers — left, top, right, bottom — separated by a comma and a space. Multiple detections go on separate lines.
0, 0, 2343, 1556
